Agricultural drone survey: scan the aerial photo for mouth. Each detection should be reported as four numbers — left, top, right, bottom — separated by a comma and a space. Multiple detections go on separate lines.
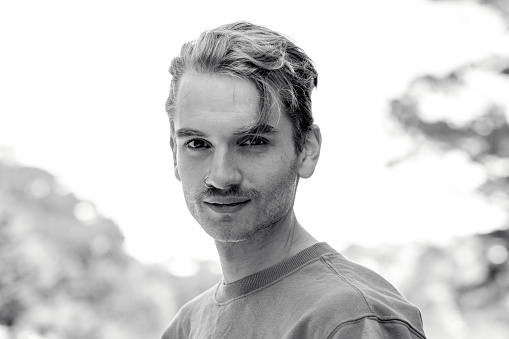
204, 200, 250, 214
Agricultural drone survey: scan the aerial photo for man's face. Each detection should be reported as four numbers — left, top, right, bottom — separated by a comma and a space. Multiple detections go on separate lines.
173, 72, 302, 242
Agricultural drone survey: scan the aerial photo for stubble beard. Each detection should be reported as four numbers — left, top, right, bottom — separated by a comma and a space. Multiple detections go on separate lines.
183, 162, 299, 243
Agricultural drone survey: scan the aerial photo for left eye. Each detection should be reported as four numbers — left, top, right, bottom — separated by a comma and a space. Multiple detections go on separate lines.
185, 139, 210, 149
239, 137, 267, 146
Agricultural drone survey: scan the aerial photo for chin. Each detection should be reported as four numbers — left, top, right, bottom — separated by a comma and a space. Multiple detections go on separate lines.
202, 222, 256, 243
206, 228, 252, 243
215, 237, 248, 243
210, 221, 278, 244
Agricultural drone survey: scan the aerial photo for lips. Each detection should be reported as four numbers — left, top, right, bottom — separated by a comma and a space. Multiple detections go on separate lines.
204, 199, 250, 214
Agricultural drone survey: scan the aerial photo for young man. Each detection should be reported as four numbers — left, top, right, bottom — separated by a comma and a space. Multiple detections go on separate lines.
162, 22, 426, 339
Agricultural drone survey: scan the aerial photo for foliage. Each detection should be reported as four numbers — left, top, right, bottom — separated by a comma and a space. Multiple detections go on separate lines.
390, 56, 509, 204
387, 0, 509, 337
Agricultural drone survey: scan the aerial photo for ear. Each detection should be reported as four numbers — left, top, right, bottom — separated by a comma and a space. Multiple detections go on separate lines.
171, 137, 181, 182
297, 124, 321, 179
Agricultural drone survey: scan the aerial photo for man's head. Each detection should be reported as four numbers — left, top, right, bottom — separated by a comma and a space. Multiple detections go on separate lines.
167, 22, 321, 243
166, 21, 318, 155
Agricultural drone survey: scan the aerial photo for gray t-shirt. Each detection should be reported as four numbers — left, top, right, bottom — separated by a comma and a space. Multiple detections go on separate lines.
162, 242, 426, 339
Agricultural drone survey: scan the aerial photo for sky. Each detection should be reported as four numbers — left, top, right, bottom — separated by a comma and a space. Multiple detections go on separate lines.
1, 0, 509, 267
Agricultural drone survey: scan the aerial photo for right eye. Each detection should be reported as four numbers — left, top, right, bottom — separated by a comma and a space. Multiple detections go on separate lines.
185, 139, 211, 149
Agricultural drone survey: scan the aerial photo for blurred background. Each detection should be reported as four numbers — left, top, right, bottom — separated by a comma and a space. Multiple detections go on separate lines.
1, 0, 509, 338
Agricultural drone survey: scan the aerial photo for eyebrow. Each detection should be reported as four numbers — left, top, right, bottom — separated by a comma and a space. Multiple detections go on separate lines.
233, 124, 279, 136
175, 124, 279, 138
175, 128, 206, 138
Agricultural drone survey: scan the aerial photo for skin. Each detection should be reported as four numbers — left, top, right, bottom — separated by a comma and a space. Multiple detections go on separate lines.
172, 72, 322, 283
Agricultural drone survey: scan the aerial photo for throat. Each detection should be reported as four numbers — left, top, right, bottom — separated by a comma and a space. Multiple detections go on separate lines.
215, 213, 318, 283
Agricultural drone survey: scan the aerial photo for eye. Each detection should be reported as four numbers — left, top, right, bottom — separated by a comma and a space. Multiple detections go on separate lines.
239, 136, 268, 147
185, 139, 211, 149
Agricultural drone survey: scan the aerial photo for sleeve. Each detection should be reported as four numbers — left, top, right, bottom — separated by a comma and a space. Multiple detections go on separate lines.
327, 316, 426, 339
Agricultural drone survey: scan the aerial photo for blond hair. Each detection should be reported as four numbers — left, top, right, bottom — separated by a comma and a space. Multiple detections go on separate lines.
166, 21, 318, 154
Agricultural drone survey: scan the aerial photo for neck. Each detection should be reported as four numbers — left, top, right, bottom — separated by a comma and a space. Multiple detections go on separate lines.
215, 210, 318, 284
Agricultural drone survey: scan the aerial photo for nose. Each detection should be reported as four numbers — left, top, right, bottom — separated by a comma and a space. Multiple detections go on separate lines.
206, 147, 242, 190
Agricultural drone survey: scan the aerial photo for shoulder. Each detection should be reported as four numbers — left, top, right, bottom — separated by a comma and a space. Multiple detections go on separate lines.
160, 284, 217, 339
259, 252, 425, 338
316, 253, 426, 338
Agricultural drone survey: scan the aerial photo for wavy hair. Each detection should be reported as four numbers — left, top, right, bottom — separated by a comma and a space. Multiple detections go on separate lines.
166, 21, 318, 154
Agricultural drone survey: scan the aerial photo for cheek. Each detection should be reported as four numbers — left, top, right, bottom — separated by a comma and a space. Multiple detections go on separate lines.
177, 156, 202, 186
260, 158, 298, 191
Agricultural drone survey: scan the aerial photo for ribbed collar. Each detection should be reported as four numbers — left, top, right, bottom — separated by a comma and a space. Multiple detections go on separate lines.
214, 242, 337, 304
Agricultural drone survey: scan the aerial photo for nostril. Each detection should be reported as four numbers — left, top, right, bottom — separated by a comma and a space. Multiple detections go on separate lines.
204, 176, 214, 189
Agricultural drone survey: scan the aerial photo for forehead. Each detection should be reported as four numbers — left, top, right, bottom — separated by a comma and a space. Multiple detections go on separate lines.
175, 72, 258, 125
175, 72, 288, 133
